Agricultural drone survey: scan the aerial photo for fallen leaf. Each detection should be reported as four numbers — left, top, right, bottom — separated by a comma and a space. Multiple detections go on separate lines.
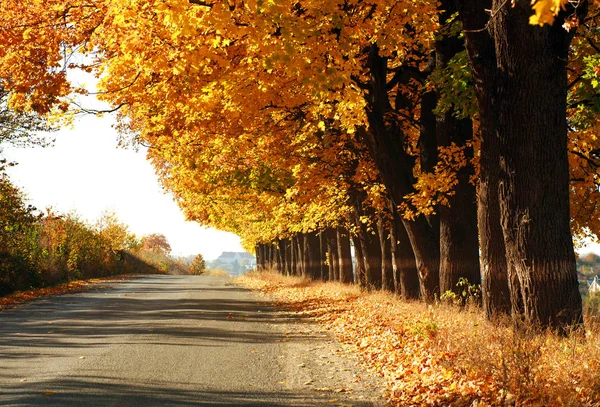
42, 391, 56, 396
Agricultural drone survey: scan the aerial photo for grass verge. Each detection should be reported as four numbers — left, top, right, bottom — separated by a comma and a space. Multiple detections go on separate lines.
238, 270, 600, 407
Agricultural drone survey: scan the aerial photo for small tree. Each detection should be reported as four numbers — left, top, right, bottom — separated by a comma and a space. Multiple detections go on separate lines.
190, 254, 206, 275
141, 233, 171, 254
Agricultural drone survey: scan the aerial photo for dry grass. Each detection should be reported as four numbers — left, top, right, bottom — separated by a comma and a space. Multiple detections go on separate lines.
239, 270, 600, 407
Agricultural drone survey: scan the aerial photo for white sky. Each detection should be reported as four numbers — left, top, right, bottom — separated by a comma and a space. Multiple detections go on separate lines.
1, 114, 244, 260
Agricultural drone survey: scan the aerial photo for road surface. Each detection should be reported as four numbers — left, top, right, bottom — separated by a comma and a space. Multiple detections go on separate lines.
0, 275, 385, 406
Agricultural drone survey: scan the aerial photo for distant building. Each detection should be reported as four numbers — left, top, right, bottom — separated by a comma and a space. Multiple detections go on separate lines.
210, 252, 256, 275
590, 276, 600, 296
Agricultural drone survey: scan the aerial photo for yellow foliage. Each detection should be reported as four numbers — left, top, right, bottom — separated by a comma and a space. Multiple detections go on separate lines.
1, 0, 588, 248
530, 0, 570, 26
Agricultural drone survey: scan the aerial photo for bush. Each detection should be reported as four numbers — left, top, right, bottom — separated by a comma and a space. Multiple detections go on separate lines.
190, 254, 206, 275
0, 171, 170, 296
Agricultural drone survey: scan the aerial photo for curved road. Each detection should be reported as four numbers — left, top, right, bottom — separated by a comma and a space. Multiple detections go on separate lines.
0, 275, 384, 406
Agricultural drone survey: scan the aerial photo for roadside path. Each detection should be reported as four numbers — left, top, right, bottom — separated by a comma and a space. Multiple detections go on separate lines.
0, 275, 385, 406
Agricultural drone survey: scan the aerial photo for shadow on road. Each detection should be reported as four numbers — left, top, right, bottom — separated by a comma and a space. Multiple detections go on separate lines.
0, 276, 381, 406
2, 377, 375, 406
0, 276, 311, 355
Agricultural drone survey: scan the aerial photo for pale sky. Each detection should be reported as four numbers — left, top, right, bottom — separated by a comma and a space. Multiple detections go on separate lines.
1, 114, 244, 260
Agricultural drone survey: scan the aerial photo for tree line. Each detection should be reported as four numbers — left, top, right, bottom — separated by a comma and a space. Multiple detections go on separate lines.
0, 159, 201, 294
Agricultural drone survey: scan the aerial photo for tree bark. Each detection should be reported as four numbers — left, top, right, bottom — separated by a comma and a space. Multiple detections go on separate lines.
255, 244, 262, 270
278, 239, 287, 276
353, 202, 383, 289
272, 243, 279, 271
337, 228, 353, 284
437, 118, 481, 294
264, 244, 271, 270
304, 232, 321, 280
356, 224, 383, 290
351, 234, 365, 286
319, 231, 328, 280
284, 239, 292, 276
290, 236, 298, 276
495, 5, 582, 327
325, 228, 339, 281
274, 242, 282, 273
301, 234, 310, 279
456, 0, 512, 317
435, 14, 481, 296
377, 217, 394, 291
459, 0, 585, 328
294, 236, 305, 277
479, 109, 513, 316
390, 203, 421, 299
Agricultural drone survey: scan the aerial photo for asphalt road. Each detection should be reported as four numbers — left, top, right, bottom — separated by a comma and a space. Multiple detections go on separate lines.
0, 275, 384, 406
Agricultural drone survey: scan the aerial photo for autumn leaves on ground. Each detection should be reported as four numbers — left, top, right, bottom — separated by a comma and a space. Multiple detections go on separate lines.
240, 271, 600, 407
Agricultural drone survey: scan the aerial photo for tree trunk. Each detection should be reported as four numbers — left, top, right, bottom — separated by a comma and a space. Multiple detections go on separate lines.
286, 239, 293, 276
479, 110, 512, 316
325, 228, 339, 281
389, 225, 400, 294
337, 228, 353, 284
377, 217, 394, 291
302, 234, 310, 279
359, 225, 383, 289
495, 5, 582, 327
274, 242, 282, 273
457, 0, 512, 317
278, 239, 287, 276
437, 117, 481, 294
353, 203, 383, 289
264, 244, 271, 270
290, 237, 298, 276
272, 243, 279, 271
255, 244, 262, 270
351, 234, 365, 286
459, 0, 585, 328
435, 18, 481, 296
295, 236, 305, 277
319, 231, 328, 280
304, 232, 321, 280
390, 203, 420, 299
